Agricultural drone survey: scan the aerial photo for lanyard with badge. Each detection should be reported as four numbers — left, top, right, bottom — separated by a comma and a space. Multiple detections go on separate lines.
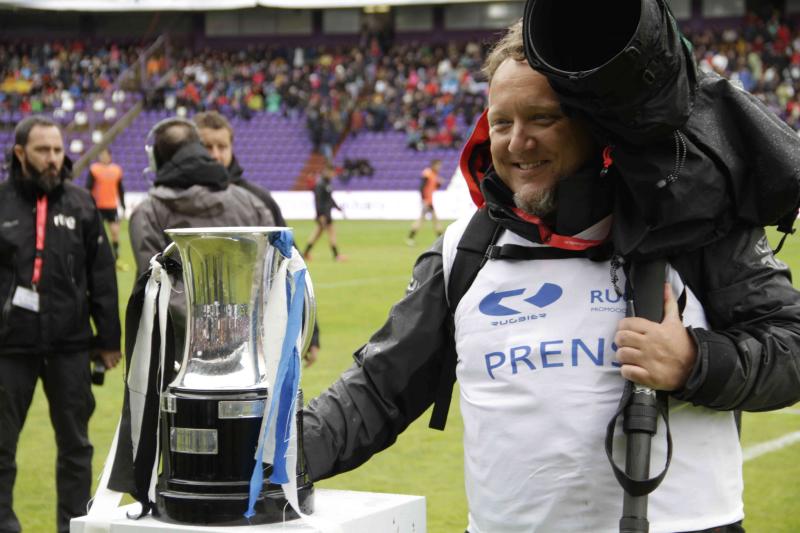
12, 195, 47, 313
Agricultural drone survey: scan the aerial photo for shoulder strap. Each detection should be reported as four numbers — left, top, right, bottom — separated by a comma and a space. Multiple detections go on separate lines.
446, 208, 502, 309
429, 208, 501, 430
485, 241, 614, 262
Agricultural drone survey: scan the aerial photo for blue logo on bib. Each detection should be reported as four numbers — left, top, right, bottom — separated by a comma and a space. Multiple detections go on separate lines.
479, 283, 563, 316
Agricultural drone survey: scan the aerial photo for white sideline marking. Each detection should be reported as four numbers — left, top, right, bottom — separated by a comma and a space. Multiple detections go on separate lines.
743, 431, 800, 462
315, 275, 409, 289
781, 409, 800, 415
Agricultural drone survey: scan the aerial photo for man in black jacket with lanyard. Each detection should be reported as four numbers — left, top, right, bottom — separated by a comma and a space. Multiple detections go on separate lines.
300, 21, 800, 533
0, 116, 121, 533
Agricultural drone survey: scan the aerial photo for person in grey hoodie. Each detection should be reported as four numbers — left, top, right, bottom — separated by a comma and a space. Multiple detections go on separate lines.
129, 117, 275, 278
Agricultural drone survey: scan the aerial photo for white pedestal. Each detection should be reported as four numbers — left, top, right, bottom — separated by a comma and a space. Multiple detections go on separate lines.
70, 489, 425, 532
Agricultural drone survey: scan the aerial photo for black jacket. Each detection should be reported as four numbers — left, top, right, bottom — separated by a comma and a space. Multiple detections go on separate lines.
301, 119, 800, 482
228, 156, 287, 226
0, 166, 120, 355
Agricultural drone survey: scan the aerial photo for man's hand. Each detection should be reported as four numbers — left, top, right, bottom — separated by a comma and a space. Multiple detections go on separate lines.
614, 283, 697, 390
96, 350, 122, 370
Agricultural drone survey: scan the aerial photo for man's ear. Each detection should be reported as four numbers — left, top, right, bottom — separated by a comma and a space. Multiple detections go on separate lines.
12, 144, 25, 166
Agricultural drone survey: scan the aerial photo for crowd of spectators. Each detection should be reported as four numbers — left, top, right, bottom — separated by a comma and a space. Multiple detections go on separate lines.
687, 10, 800, 130
159, 37, 488, 158
0, 41, 143, 116
5, 10, 800, 153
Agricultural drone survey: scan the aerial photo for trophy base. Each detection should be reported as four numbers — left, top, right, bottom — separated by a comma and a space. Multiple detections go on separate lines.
154, 481, 314, 525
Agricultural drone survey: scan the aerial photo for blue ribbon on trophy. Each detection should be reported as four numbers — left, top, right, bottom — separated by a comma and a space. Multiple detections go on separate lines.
246, 230, 306, 518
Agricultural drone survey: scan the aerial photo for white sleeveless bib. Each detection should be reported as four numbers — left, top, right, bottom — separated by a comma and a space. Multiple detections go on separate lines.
442, 216, 743, 533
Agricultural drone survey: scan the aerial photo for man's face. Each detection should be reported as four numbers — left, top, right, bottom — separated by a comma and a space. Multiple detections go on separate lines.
99, 149, 112, 165
199, 127, 233, 168
14, 125, 65, 193
488, 59, 594, 216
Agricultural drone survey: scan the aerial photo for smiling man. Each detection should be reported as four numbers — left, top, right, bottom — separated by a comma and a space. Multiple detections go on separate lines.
299, 20, 800, 533
0, 116, 121, 533
486, 58, 594, 218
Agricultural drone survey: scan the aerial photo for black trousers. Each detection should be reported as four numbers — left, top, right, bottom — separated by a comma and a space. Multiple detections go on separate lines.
0, 352, 95, 533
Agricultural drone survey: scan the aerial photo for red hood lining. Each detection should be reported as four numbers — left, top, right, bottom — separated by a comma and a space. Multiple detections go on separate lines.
458, 109, 491, 209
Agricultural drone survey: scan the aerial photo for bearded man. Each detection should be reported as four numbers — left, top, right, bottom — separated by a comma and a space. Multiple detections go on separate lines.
0, 115, 121, 533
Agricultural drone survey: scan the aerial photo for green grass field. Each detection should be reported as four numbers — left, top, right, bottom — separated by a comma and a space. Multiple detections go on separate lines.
12, 219, 800, 532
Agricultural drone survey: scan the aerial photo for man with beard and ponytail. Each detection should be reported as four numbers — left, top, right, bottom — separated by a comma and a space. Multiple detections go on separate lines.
0, 116, 121, 533
299, 20, 800, 533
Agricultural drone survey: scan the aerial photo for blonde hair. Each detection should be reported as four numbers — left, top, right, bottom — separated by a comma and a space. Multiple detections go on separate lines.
482, 19, 526, 84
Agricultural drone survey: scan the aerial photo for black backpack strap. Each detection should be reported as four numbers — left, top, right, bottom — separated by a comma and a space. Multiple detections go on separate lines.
485, 241, 614, 262
447, 208, 503, 307
429, 208, 501, 430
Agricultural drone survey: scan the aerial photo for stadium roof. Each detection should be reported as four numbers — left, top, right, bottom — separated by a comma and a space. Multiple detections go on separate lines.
0, 0, 494, 11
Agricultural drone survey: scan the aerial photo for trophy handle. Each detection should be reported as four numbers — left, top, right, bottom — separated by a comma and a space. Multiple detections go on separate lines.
300, 270, 316, 357
163, 241, 179, 258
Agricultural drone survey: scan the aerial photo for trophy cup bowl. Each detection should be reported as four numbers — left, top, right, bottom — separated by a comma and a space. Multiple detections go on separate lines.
155, 227, 314, 525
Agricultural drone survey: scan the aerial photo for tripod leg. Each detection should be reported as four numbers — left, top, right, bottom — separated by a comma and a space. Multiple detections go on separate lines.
620, 385, 659, 533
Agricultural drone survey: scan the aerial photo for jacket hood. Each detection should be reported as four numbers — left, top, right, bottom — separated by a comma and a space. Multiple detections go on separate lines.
154, 142, 229, 192
459, 109, 492, 209
149, 184, 239, 218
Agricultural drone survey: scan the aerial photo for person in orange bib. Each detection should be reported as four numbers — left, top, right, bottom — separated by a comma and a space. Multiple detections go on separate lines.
407, 158, 443, 245
86, 148, 126, 268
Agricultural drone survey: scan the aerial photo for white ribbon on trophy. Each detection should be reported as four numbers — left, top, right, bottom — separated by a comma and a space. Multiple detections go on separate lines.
83, 254, 172, 532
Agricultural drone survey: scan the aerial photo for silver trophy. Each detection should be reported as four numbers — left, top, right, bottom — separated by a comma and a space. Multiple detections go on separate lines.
155, 227, 314, 525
